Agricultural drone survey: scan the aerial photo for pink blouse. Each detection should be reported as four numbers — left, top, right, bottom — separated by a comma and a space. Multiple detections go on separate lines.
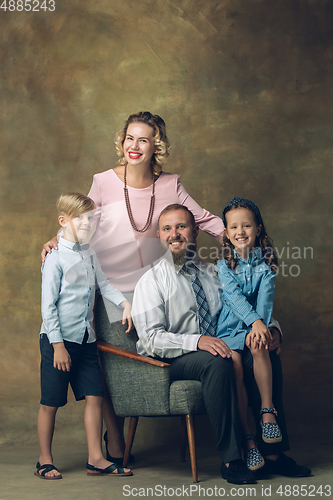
88, 169, 223, 292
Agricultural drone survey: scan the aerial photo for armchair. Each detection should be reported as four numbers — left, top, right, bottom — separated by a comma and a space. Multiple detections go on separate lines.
95, 298, 206, 482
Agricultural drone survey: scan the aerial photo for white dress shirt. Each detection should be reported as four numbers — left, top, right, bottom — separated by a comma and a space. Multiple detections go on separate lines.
132, 256, 222, 358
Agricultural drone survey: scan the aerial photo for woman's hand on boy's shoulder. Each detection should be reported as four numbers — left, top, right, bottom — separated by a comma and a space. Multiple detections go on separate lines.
41, 236, 58, 262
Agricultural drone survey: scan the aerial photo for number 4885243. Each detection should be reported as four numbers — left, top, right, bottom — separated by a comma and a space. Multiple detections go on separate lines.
0, 1, 56, 11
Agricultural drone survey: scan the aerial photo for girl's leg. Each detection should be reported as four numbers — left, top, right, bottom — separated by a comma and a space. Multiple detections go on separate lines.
84, 396, 132, 474
250, 344, 276, 424
37, 404, 62, 478
232, 351, 255, 452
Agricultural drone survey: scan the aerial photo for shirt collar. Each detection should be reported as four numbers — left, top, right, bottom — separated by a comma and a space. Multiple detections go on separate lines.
58, 237, 90, 252
234, 246, 263, 263
175, 257, 202, 275
58, 237, 77, 250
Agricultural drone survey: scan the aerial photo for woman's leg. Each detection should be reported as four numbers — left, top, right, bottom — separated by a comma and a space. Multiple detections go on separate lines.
37, 404, 62, 478
84, 396, 132, 473
101, 378, 126, 457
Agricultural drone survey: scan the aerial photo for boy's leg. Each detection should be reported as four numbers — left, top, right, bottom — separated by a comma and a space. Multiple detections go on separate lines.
72, 340, 132, 474
36, 404, 62, 478
38, 334, 70, 478
84, 396, 132, 474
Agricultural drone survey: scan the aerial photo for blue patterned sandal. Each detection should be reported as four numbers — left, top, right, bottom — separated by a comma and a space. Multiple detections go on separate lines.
260, 408, 282, 443
242, 434, 265, 471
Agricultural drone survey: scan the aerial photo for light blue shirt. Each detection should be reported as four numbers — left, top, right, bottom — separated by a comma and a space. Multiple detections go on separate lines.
216, 248, 277, 350
40, 237, 126, 344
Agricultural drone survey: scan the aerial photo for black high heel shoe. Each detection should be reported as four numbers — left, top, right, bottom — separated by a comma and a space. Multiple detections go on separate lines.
103, 431, 135, 466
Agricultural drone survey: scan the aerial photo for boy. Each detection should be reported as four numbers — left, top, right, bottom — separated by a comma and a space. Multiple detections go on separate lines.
35, 193, 133, 479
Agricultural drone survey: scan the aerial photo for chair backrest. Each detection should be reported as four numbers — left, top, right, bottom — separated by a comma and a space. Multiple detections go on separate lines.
95, 295, 138, 352
95, 295, 171, 417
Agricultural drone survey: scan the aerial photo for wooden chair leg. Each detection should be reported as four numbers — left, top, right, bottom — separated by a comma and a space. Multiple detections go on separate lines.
185, 414, 198, 483
180, 415, 186, 462
124, 416, 139, 467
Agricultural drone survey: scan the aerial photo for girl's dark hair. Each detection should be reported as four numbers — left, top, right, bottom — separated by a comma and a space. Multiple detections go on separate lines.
221, 201, 278, 272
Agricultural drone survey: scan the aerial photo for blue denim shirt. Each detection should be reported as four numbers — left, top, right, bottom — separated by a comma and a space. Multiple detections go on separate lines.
216, 248, 276, 350
40, 237, 126, 344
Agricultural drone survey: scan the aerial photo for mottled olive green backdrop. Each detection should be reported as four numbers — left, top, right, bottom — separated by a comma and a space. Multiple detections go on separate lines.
0, 0, 332, 449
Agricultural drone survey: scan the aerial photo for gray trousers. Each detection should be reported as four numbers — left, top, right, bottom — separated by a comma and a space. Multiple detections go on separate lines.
166, 350, 242, 464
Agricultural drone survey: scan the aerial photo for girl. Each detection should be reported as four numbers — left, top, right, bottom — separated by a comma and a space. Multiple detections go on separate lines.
216, 197, 281, 472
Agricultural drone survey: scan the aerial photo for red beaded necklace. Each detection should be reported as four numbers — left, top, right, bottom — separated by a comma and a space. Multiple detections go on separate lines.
123, 163, 156, 233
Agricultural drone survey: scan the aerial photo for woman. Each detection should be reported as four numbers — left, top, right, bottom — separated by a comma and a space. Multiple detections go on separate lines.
42, 111, 224, 464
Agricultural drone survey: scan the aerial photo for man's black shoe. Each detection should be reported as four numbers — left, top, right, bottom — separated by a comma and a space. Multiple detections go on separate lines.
260, 453, 312, 477
221, 459, 257, 485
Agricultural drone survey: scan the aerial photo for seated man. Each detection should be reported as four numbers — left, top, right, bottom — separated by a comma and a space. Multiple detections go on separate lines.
132, 203, 311, 483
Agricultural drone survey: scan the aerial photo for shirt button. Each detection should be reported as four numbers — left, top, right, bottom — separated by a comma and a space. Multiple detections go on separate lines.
248, 291, 250, 294
247, 278, 250, 281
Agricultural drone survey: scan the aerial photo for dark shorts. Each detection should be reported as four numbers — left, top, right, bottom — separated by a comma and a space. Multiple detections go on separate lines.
40, 333, 104, 408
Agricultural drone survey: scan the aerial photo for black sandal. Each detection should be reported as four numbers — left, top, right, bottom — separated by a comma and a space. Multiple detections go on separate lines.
34, 461, 62, 480
86, 462, 133, 477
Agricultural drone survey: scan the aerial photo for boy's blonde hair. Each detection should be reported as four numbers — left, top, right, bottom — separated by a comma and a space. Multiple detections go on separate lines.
56, 193, 96, 219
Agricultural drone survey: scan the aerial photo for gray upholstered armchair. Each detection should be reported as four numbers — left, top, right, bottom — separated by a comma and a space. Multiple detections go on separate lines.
95, 298, 206, 482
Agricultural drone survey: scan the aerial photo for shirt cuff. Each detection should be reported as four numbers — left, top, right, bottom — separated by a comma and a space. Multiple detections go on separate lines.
243, 312, 262, 327
183, 334, 202, 352
47, 332, 63, 344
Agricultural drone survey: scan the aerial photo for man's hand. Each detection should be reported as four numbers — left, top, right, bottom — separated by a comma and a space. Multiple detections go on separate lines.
268, 327, 281, 355
53, 342, 71, 371
197, 336, 232, 358
41, 236, 58, 262
121, 300, 134, 333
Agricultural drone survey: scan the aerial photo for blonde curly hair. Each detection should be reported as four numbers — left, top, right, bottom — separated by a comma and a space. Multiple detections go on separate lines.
115, 111, 170, 175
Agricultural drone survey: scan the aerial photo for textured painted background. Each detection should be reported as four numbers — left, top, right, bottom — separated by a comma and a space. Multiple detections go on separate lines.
0, 0, 332, 450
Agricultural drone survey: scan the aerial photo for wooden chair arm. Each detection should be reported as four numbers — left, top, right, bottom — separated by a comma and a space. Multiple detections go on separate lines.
96, 340, 170, 368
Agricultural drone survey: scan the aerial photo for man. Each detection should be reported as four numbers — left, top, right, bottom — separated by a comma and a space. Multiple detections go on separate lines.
132, 204, 311, 483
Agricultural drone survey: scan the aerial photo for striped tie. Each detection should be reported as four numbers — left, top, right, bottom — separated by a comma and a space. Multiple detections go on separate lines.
182, 262, 215, 336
